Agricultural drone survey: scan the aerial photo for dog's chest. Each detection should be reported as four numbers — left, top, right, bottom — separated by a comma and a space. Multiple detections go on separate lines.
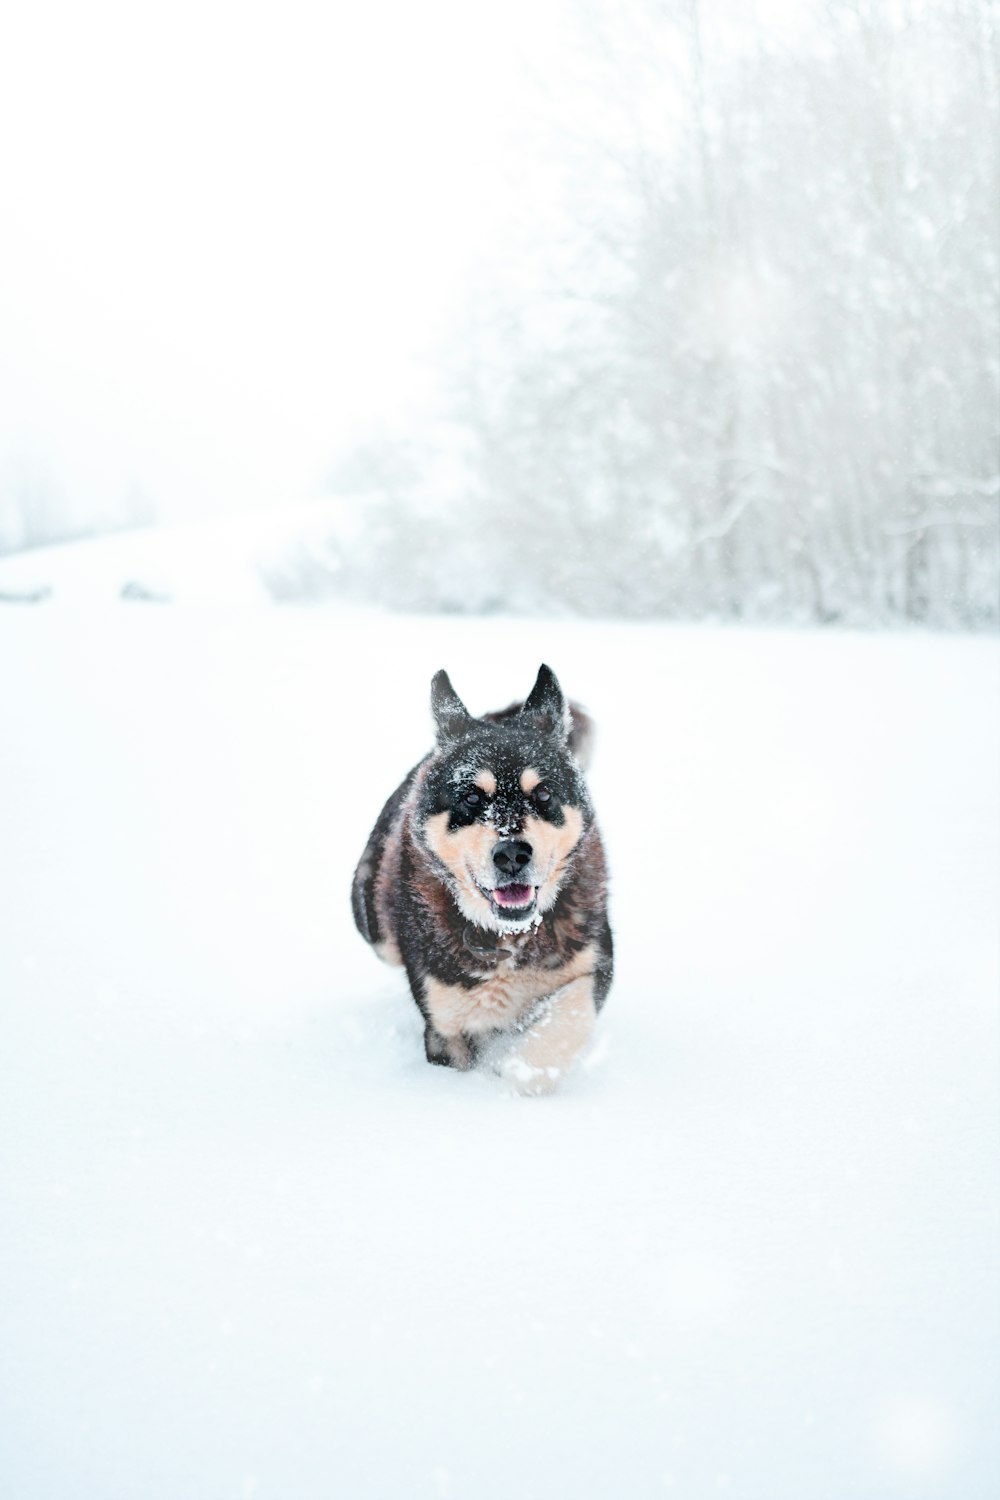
423, 944, 594, 1038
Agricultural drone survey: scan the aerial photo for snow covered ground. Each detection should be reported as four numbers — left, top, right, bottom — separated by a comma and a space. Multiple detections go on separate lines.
1, 605, 997, 1499
0, 505, 355, 606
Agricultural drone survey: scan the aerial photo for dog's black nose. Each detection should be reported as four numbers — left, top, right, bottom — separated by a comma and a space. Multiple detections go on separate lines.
493, 839, 532, 877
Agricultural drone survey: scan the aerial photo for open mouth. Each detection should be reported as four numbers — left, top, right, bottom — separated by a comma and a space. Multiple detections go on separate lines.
493, 882, 533, 909
478, 881, 537, 919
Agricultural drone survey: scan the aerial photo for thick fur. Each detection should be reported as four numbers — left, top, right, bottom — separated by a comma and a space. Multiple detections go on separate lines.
351, 665, 613, 1094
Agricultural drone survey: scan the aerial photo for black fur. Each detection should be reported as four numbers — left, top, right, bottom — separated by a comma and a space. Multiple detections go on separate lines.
352, 665, 613, 1087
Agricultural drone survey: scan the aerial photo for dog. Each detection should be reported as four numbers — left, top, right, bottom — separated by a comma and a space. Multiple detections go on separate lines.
351, 664, 613, 1094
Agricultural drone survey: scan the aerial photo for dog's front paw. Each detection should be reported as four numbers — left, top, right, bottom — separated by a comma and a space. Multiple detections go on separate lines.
498, 1052, 564, 1097
495, 977, 597, 1094
424, 1025, 474, 1071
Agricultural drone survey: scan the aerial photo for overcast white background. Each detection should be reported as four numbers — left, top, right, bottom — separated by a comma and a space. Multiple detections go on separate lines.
0, 0, 550, 520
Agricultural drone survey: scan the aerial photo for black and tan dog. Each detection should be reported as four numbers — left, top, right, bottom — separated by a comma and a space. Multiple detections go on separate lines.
351, 665, 612, 1094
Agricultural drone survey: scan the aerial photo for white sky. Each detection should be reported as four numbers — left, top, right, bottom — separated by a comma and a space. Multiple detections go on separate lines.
0, 0, 556, 525
0, 0, 833, 533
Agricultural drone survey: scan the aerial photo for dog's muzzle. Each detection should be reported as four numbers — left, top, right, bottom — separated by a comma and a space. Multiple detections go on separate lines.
492, 839, 532, 877
488, 839, 535, 914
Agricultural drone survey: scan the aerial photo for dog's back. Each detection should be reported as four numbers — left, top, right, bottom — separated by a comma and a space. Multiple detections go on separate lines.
351, 762, 421, 961
481, 699, 594, 771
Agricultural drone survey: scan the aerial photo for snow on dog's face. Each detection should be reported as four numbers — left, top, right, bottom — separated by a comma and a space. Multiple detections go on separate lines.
418, 665, 591, 934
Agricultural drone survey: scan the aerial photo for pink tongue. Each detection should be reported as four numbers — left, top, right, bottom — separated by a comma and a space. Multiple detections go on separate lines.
494, 884, 532, 907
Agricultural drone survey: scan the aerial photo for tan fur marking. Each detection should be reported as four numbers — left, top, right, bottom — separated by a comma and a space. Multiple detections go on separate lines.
422, 810, 495, 923
502, 977, 597, 1095
424, 943, 597, 1039
520, 767, 542, 794
524, 806, 585, 912
476, 769, 497, 796
423, 810, 495, 877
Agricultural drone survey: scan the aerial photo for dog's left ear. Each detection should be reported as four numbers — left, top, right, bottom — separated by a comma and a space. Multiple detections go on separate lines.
523, 663, 570, 743
431, 669, 474, 746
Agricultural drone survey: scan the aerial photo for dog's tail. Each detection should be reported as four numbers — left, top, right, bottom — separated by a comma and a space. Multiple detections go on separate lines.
482, 700, 595, 771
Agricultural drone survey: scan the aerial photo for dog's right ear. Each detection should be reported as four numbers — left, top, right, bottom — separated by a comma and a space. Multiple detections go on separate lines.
431, 669, 473, 746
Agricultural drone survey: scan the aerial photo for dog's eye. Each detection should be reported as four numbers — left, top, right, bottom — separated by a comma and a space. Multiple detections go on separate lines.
462, 788, 483, 809
533, 784, 552, 806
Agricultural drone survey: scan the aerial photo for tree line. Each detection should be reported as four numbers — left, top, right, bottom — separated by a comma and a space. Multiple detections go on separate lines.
292, 0, 998, 629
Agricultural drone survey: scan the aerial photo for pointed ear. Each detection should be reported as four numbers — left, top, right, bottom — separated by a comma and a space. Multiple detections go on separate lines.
523, 663, 569, 742
431, 669, 473, 746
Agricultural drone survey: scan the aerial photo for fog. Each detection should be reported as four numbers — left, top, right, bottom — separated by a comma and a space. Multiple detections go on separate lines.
1, 0, 997, 626
0, 0, 537, 525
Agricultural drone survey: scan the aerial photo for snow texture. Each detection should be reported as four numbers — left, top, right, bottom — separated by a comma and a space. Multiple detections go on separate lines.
1, 609, 997, 1498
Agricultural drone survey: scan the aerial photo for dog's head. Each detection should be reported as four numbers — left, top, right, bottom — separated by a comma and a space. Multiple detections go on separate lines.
417, 664, 593, 934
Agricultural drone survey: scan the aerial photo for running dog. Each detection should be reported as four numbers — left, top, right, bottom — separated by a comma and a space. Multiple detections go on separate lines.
351, 665, 613, 1094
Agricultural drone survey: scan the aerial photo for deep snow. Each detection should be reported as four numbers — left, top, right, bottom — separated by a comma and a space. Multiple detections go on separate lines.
1, 608, 997, 1499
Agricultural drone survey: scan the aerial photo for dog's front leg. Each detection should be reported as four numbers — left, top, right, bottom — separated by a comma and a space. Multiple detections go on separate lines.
499, 977, 597, 1096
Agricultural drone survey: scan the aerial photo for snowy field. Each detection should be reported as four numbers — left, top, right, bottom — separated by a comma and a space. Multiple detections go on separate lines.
1, 606, 998, 1499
